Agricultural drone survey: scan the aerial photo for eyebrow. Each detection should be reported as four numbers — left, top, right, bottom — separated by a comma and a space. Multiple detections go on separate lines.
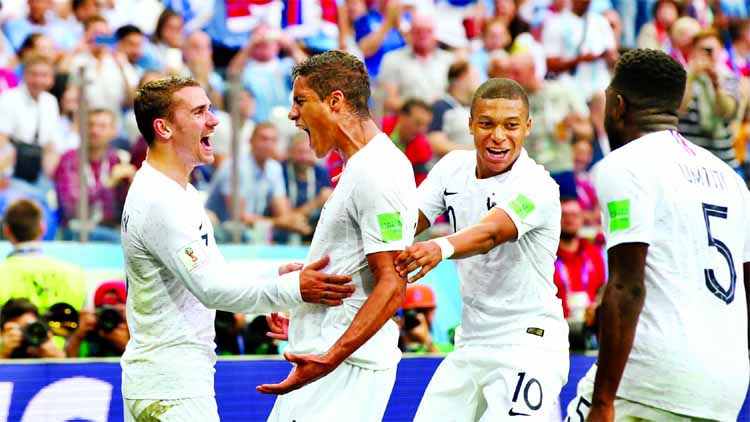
191, 103, 211, 113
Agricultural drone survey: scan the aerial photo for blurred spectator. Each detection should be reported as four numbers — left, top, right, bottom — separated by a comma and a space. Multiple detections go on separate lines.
383, 98, 433, 186
274, 132, 332, 244
491, 0, 547, 80
16, 32, 57, 71
0, 54, 61, 185
470, 17, 511, 81
398, 284, 452, 353
215, 312, 281, 355
510, 51, 589, 198
679, 29, 741, 172
2, 0, 78, 53
68, 15, 138, 131
181, 30, 224, 111
99, 0, 164, 36
57, 85, 81, 153
336, 0, 366, 57
0, 198, 86, 313
228, 23, 307, 123
354, 0, 406, 78
65, 280, 129, 357
636, 0, 681, 51
114, 24, 146, 78
572, 138, 600, 228
163, 0, 215, 34
378, 13, 455, 115
668, 15, 701, 66
148, 8, 184, 74
71, 0, 100, 38
427, 60, 479, 158
53, 108, 135, 241
486, 48, 512, 78
0, 298, 65, 358
727, 17, 750, 76
553, 196, 606, 351
208, 123, 311, 242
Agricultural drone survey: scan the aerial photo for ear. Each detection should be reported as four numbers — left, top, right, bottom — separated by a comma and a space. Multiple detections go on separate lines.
2, 223, 11, 241
524, 116, 532, 138
38, 220, 46, 240
614, 94, 626, 120
328, 90, 345, 112
468, 116, 474, 135
153, 118, 172, 140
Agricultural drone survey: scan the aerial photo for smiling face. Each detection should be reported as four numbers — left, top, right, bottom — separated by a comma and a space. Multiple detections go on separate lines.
164, 86, 219, 167
288, 76, 337, 158
469, 97, 531, 178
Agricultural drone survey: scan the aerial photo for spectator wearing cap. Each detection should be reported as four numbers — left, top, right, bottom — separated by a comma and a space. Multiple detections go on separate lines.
65, 280, 129, 358
0, 198, 86, 315
1, 298, 65, 359
398, 284, 453, 354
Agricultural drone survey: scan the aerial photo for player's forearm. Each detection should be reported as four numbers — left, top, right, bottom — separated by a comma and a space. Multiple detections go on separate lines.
591, 273, 645, 406
324, 274, 405, 364
445, 220, 513, 259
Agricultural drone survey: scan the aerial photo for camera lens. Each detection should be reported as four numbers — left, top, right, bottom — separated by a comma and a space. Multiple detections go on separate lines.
96, 306, 123, 333
23, 321, 49, 347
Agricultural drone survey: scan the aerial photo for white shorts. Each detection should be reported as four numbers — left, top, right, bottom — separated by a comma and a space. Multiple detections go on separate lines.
565, 365, 716, 422
123, 396, 219, 422
267, 361, 397, 422
414, 345, 569, 422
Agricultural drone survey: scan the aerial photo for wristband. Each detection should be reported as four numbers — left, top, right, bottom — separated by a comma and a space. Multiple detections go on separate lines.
433, 237, 455, 260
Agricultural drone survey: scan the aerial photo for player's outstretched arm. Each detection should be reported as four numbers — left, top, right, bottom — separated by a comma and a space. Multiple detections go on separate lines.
587, 242, 648, 422
257, 250, 406, 395
395, 207, 518, 282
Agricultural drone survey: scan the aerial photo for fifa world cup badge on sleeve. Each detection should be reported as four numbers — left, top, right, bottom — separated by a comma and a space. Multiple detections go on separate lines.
377, 212, 403, 242
508, 194, 536, 220
607, 199, 631, 232
177, 240, 209, 272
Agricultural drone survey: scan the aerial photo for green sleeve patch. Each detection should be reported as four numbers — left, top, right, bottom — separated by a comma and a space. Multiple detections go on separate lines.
377, 212, 403, 242
508, 194, 536, 220
607, 199, 631, 232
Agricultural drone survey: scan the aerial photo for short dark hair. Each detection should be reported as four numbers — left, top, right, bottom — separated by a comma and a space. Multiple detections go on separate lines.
134, 76, 200, 145
729, 18, 750, 42
291, 50, 370, 118
3, 199, 42, 242
400, 98, 432, 115
610, 48, 686, 112
470, 78, 528, 117
0, 298, 39, 329
448, 60, 470, 85
115, 24, 143, 41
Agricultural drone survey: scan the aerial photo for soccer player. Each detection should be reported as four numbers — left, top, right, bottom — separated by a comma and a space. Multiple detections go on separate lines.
394, 78, 569, 420
566, 49, 750, 421
121, 77, 355, 422
257, 50, 418, 422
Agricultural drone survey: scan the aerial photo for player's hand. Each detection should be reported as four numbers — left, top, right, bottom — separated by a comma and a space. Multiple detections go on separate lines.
265, 313, 289, 341
256, 351, 337, 394
394, 241, 442, 283
586, 402, 614, 422
278, 262, 304, 276
299, 256, 354, 305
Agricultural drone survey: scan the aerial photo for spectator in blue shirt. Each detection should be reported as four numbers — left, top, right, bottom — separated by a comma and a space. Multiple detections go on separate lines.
354, 0, 406, 78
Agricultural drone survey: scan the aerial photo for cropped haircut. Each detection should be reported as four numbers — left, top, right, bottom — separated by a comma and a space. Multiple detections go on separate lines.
291, 50, 371, 118
134, 76, 200, 145
610, 49, 686, 112
448, 60, 470, 85
400, 98, 432, 115
470, 78, 529, 117
3, 198, 42, 242
115, 24, 143, 42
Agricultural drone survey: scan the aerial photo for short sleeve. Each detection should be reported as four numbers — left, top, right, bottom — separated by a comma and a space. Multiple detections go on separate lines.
497, 177, 560, 239
417, 153, 454, 223
355, 166, 417, 255
592, 157, 657, 249
354, 15, 371, 42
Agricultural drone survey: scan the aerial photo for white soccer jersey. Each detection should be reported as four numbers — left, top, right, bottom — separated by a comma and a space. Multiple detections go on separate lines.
592, 130, 750, 420
286, 133, 418, 370
419, 149, 568, 350
120, 162, 304, 399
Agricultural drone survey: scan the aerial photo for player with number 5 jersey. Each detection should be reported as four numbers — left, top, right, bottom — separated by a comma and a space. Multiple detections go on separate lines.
395, 78, 569, 421
567, 49, 750, 422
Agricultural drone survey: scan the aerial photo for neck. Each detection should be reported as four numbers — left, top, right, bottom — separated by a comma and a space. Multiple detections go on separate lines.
253, 155, 266, 169
559, 236, 580, 252
448, 88, 471, 106
29, 13, 46, 25
336, 117, 380, 162
146, 145, 193, 188
625, 111, 679, 144
89, 145, 108, 162
292, 162, 309, 179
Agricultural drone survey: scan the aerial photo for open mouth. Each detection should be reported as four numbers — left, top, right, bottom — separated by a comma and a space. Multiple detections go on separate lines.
486, 147, 510, 161
200, 135, 212, 149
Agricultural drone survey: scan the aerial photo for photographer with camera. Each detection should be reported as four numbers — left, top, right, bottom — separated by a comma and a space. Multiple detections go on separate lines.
398, 284, 452, 354
65, 281, 129, 358
0, 298, 65, 359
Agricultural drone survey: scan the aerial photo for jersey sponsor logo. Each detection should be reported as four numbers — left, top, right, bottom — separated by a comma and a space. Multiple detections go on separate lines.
508, 194, 536, 220
176, 240, 208, 273
377, 212, 403, 242
607, 199, 631, 232
443, 188, 458, 196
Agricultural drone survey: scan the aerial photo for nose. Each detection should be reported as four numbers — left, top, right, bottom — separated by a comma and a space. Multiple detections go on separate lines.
492, 126, 506, 143
288, 105, 298, 121
206, 109, 219, 127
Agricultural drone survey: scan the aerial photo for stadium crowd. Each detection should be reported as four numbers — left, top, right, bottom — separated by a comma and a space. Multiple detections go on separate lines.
1, 0, 749, 359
